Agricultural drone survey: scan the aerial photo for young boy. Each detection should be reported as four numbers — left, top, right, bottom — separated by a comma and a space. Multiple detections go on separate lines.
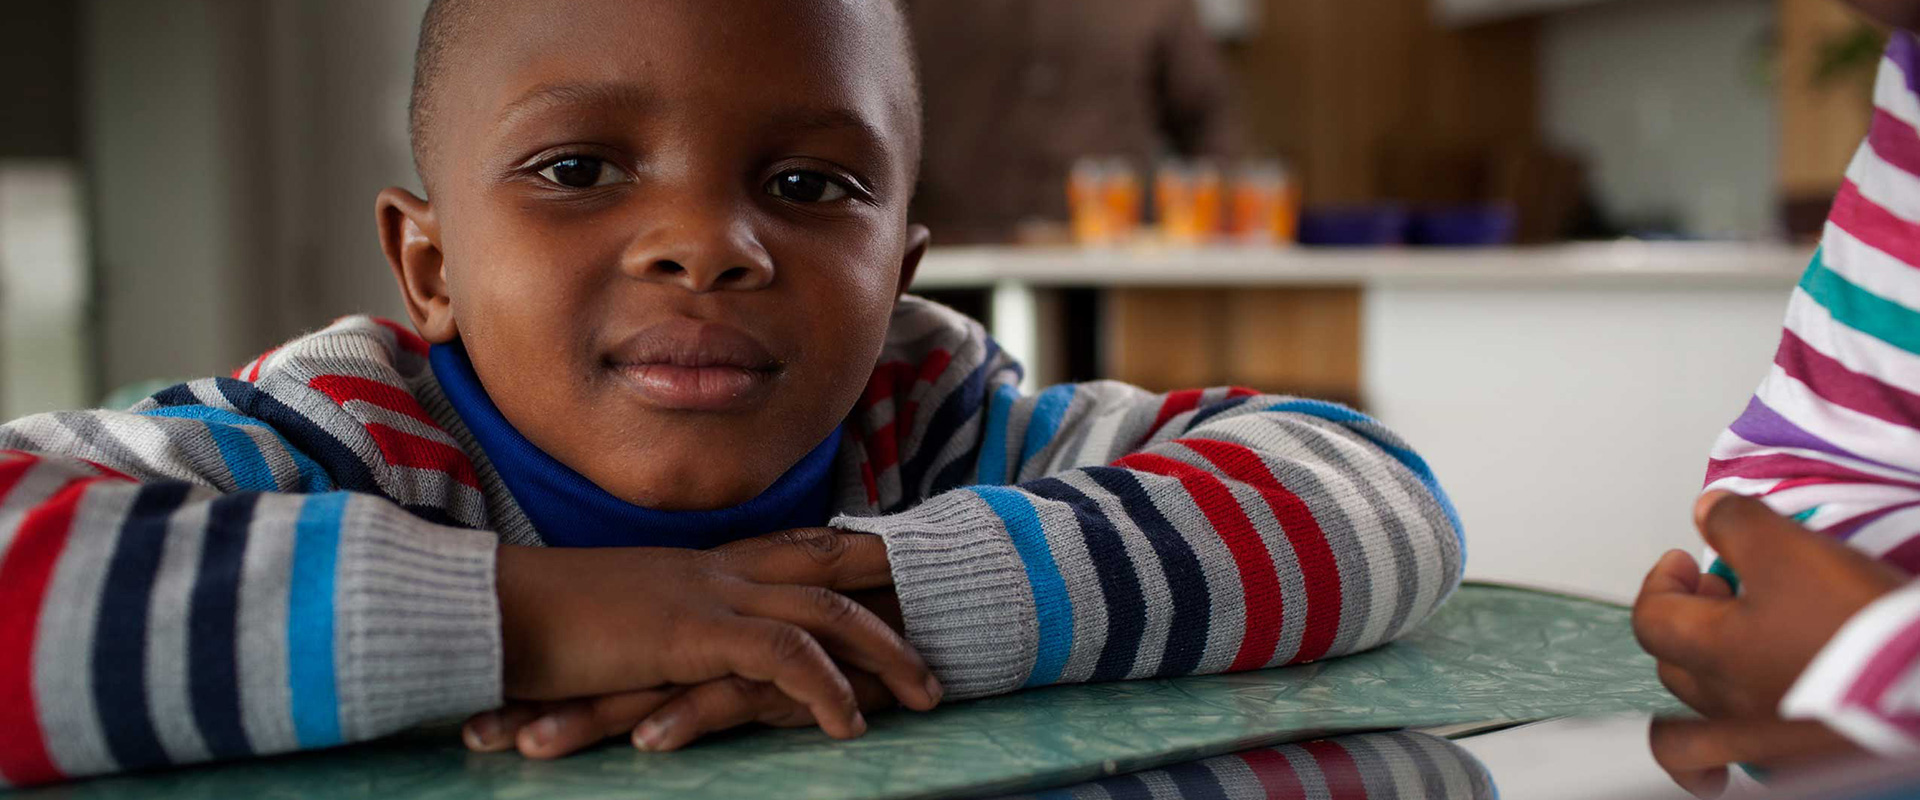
1634, 0, 1920, 765
0, 0, 1462, 785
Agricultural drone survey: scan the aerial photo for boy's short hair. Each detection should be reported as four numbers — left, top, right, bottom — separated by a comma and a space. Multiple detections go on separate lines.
406, 0, 923, 193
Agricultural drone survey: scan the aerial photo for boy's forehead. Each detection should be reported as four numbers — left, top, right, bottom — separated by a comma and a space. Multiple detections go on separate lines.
437, 0, 919, 164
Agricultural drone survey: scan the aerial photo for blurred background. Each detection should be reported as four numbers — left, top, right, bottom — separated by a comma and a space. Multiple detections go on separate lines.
0, 0, 1892, 598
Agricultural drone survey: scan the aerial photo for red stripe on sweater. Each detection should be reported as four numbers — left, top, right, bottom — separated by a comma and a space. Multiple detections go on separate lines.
0, 452, 37, 504
1871, 108, 1920, 179
308, 375, 441, 429
1227, 387, 1261, 399
1182, 438, 1344, 664
1776, 329, 1920, 430
865, 421, 900, 473
373, 319, 430, 357
902, 349, 953, 436
1707, 452, 1920, 494
1831, 179, 1920, 269
1236, 748, 1307, 798
1303, 740, 1369, 800
364, 424, 480, 490
0, 475, 97, 786
1114, 451, 1284, 672
1152, 389, 1206, 431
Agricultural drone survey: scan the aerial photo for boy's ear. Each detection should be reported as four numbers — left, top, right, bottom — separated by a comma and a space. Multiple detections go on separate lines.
896, 223, 932, 298
376, 187, 459, 344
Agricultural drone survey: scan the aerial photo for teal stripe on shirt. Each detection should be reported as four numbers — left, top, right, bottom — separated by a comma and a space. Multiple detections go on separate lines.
972, 485, 1074, 687
1802, 248, 1920, 356
287, 492, 347, 747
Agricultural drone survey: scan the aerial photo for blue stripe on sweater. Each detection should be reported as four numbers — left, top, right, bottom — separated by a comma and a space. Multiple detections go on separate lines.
1187, 395, 1254, 431
1265, 400, 1466, 563
1083, 466, 1211, 677
190, 493, 258, 759
1100, 774, 1155, 800
1018, 384, 1078, 468
1026, 476, 1146, 682
1162, 760, 1232, 800
973, 383, 1021, 486
971, 485, 1074, 687
288, 493, 346, 747
91, 482, 194, 771
140, 406, 278, 492
216, 380, 376, 498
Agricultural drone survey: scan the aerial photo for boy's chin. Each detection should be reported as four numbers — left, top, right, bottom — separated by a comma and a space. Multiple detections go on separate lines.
590, 461, 780, 512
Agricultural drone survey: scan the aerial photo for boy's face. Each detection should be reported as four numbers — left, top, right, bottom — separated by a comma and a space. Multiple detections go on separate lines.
384, 0, 926, 510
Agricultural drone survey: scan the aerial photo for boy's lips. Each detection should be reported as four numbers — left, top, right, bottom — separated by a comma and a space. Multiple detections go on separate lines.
605, 320, 783, 411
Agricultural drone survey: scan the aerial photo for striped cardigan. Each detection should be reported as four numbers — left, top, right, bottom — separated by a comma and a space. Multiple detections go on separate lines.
998, 731, 1493, 800
1705, 32, 1920, 756
0, 295, 1462, 786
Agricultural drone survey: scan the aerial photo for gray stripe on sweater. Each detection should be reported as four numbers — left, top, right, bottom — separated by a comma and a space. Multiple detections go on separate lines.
1135, 471, 1248, 676
233, 495, 299, 754
1032, 490, 1110, 685
834, 490, 1036, 698
51, 412, 164, 479
1056, 469, 1176, 681
33, 483, 136, 777
145, 498, 213, 763
332, 497, 500, 742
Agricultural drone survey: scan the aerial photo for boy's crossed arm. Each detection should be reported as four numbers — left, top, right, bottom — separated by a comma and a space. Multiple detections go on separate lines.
486, 303, 1468, 755
0, 374, 936, 787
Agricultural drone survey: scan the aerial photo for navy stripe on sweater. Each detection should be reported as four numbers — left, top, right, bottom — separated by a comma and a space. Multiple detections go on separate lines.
216, 380, 382, 498
1026, 476, 1147, 683
1083, 466, 1212, 677
899, 341, 1004, 505
189, 493, 256, 759
92, 482, 193, 770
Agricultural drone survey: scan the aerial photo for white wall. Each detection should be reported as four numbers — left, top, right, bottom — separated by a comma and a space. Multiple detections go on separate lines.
85, 0, 425, 392
1365, 279, 1796, 602
1540, 0, 1778, 239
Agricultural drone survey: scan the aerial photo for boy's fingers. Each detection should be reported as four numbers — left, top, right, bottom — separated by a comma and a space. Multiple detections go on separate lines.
464, 704, 545, 752
736, 585, 942, 711
1656, 661, 1724, 719
1695, 492, 1803, 587
514, 689, 683, 760
1643, 549, 1702, 597
710, 619, 864, 739
714, 528, 894, 591
1632, 590, 1730, 670
635, 674, 895, 752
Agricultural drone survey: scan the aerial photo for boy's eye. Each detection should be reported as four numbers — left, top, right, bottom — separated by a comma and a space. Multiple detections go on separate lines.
537, 157, 627, 189
766, 170, 851, 203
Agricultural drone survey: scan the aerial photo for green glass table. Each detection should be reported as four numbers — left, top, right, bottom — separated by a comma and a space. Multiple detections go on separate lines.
21, 584, 1681, 799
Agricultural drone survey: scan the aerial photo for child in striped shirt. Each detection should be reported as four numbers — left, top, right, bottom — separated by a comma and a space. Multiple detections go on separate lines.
0, 0, 1462, 785
1634, 0, 1920, 766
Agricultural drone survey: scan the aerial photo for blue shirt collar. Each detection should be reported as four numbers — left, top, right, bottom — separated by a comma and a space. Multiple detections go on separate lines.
430, 341, 839, 549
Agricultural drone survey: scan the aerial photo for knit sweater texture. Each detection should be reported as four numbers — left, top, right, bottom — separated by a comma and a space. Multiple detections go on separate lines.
0, 296, 1462, 786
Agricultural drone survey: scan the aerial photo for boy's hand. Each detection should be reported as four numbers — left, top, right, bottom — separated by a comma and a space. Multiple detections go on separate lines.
1632, 492, 1907, 720
470, 586, 915, 758
1648, 717, 1860, 798
495, 528, 936, 743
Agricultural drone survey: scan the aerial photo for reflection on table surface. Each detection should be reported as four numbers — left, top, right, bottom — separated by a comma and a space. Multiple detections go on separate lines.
990, 716, 1920, 800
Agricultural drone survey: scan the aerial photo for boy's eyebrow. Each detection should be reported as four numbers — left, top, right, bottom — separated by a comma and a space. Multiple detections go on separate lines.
495, 82, 658, 126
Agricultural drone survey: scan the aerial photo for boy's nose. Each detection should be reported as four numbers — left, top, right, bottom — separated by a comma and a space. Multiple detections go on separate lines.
619, 208, 775, 293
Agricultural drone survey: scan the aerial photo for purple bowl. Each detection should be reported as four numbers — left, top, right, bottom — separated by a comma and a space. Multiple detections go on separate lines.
1407, 206, 1517, 247
1298, 206, 1409, 246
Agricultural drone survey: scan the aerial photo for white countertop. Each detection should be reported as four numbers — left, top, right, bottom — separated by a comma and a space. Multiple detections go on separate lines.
912, 241, 1813, 290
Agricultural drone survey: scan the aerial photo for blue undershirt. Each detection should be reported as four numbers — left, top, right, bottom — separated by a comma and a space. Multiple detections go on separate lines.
430, 342, 839, 549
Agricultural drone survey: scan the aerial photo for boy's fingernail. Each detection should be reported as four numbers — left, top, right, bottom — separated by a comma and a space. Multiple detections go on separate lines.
634, 717, 670, 751
851, 711, 867, 736
528, 715, 559, 748
464, 714, 500, 749
924, 675, 945, 705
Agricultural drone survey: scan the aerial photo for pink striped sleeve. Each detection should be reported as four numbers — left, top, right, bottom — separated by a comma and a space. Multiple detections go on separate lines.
1782, 581, 1920, 755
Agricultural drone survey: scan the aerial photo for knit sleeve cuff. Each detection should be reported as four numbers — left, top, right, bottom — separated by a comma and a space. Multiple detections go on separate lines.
1780, 582, 1920, 756
832, 490, 1037, 699
333, 497, 503, 740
